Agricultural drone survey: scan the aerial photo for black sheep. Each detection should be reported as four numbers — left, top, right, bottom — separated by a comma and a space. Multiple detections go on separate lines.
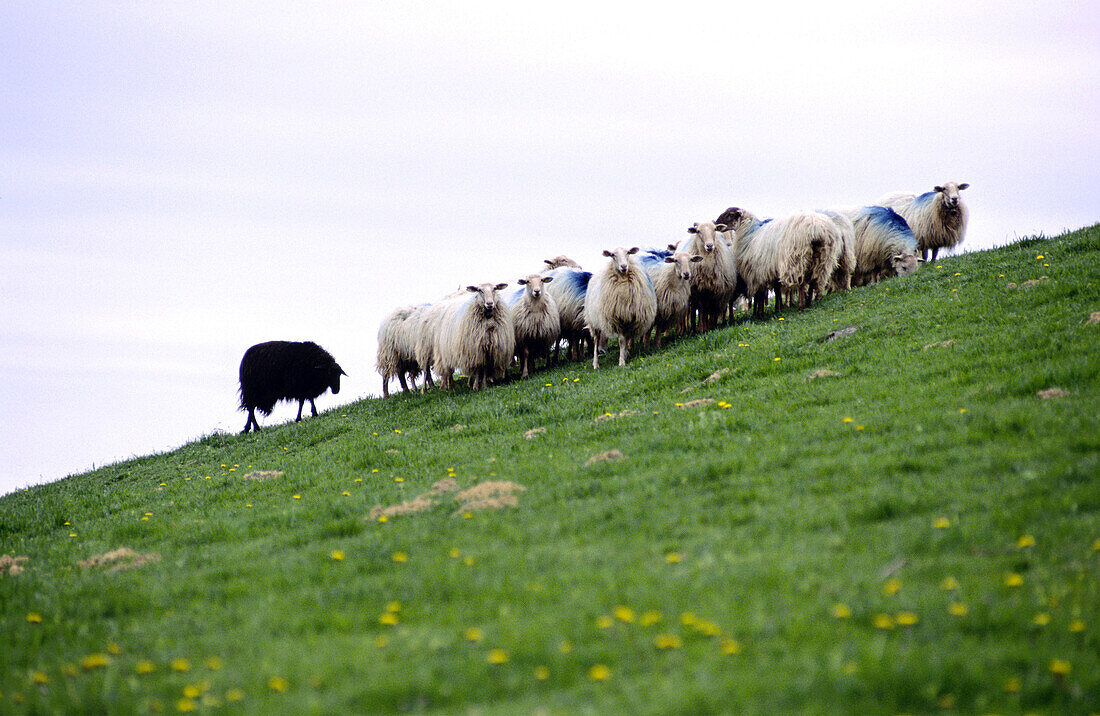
238, 341, 346, 433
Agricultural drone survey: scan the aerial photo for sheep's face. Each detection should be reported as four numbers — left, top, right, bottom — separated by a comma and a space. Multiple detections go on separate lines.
467, 283, 508, 318
543, 255, 581, 269
517, 274, 552, 299
935, 182, 969, 213
687, 221, 726, 253
666, 252, 704, 281
891, 253, 919, 277
328, 364, 347, 394
602, 247, 639, 276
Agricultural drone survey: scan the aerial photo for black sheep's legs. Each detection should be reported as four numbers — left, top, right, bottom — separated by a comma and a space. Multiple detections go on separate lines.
310, 399, 318, 416
295, 400, 304, 422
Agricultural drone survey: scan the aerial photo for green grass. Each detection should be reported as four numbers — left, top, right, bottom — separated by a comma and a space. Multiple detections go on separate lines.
3, 225, 1099, 714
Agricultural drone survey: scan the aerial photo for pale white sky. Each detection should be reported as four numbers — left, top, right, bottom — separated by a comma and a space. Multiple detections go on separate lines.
1, 2, 1097, 494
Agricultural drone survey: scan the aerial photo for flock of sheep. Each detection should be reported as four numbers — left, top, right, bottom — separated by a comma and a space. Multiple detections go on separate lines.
236, 181, 969, 431
375, 181, 970, 396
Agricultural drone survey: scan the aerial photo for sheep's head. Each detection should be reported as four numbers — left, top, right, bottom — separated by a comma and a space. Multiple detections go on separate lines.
665, 251, 704, 280
687, 221, 726, 253
934, 182, 969, 213
602, 247, 639, 275
327, 363, 347, 394
467, 283, 508, 317
543, 255, 581, 269
517, 273, 552, 299
891, 253, 920, 277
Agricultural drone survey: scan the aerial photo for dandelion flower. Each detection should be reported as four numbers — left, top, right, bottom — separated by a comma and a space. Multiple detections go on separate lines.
385, 601, 401, 613
1004, 572, 1024, 587
882, 578, 901, 596
463, 555, 475, 566
377, 515, 388, 523
176, 698, 196, 712
613, 605, 635, 623
595, 615, 613, 629
948, 602, 969, 617
463, 627, 483, 642
330, 550, 345, 561
895, 611, 919, 626
292, 495, 301, 500
31, 671, 48, 685
204, 657, 223, 670
639, 610, 663, 626
654, 633, 682, 649
665, 551, 683, 564
136, 660, 157, 674
932, 517, 951, 529
1036, 255, 1044, 260
940, 576, 960, 590
26, 612, 43, 624
448, 547, 461, 559
694, 619, 722, 636
1069, 619, 1085, 633
378, 612, 398, 626
842, 417, 853, 423
171, 658, 191, 672
588, 664, 611, 681
268, 676, 289, 692
534, 665, 550, 680
679, 612, 698, 626
183, 685, 202, 699
558, 640, 573, 654
391, 551, 408, 563
1049, 659, 1071, 676
486, 648, 508, 664
81, 654, 110, 670
1003, 677, 1021, 693
719, 637, 741, 655
830, 603, 852, 619
872, 614, 895, 630
1016, 534, 1036, 548
1033, 612, 1051, 627
341, 491, 350, 496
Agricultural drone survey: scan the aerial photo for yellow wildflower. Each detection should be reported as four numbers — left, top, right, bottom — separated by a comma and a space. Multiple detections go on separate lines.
136, 660, 157, 674
171, 658, 191, 672
330, 550, 345, 561
693, 619, 722, 636
385, 601, 401, 613
378, 613, 398, 626
1004, 572, 1024, 587
719, 637, 741, 655
872, 614, 895, 630
679, 612, 698, 626
895, 611, 919, 626
940, 576, 960, 590
882, 578, 901, 596
486, 648, 508, 664
391, 551, 408, 563
176, 698, 196, 712
1049, 659, 1071, 676
932, 517, 951, 529
81, 654, 110, 670
534, 665, 550, 681
268, 676, 289, 692
1033, 612, 1051, 627
30, 671, 48, 685
830, 603, 852, 619
1016, 534, 1036, 548
948, 602, 969, 617
639, 610, 663, 626
613, 605, 635, 623
665, 551, 683, 564
463, 627, 483, 642
588, 664, 611, 681
25, 612, 42, 624
654, 633, 682, 649
595, 615, 613, 629
1069, 619, 1085, 633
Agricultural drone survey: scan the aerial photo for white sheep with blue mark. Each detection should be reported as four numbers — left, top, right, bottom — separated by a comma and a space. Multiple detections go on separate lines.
877, 181, 969, 262
638, 247, 703, 347
540, 265, 592, 362
840, 205, 920, 285
583, 247, 657, 369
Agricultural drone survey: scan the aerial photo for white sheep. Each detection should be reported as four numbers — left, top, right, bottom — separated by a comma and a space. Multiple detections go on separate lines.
542, 255, 582, 270
413, 288, 465, 393
583, 247, 657, 369
435, 283, 515, 390
638, 247, 703, 347
718, 208, 787, 318
820, 210, 855, 293
877, 181, 969, 262
679, 221, 738, 332
502, 274, 560, 378
375, 304, 426, 397
840, 205, 920, 285
540, 265, 593, 362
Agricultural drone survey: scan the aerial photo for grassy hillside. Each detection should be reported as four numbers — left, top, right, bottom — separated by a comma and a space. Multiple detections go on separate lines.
2, 225, 1099, 714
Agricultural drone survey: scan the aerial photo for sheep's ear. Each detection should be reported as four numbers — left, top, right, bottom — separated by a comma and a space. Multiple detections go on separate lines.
687, 225, 699, 234
668, 243, 678, 251
466, 285, 479, 293
664, 256, 675, 263
958, 182, 969, 190
691, 255, 704, 263
603, 250, 614, 257
715, 223, 728, 232
542, 275, 554, 283
517, 278, 528, 285
934, 185, 945, 193
915, 257, 926, 263
543, 259, 553, 266
627, 247, 639, 254
494, 283, 508, 291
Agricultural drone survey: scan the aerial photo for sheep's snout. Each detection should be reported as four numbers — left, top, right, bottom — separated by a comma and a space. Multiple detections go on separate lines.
617, 262, 629, 274
482, 302, 495, 317
703, 243, 715, 253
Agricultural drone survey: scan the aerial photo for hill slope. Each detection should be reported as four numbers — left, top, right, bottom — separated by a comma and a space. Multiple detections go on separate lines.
2, 225, 1099, 713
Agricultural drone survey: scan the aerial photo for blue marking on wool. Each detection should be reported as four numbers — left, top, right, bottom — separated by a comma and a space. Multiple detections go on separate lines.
501, 285, 526, 306
640, 247, 674, 261
860, 205, 917, 250
913, 190, 937, 207
547, 268, 592, 298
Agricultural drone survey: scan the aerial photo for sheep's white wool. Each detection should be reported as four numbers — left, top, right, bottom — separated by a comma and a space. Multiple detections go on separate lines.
878, 181, 969, 261
437, 283, 515, 390
838, 205, 920, 285
680, 221, 738, 329
584, 247, 657, 368
504, 274, 561, 378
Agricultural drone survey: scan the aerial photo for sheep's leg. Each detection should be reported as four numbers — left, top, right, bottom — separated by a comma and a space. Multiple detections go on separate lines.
930, 247, 939, 262
310, 399, 318, 416
295, 400, 305, 422
520, 346, 530, 379
619, 336, 630, 366
753, 289, 768, 319
382, 378, 391, 399
241, 409, 258, 434
591, 333, 601, 370
398, 373, 409, 392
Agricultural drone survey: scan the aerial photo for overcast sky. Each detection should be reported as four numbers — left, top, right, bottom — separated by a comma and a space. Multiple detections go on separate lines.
1, 2, 1097, 495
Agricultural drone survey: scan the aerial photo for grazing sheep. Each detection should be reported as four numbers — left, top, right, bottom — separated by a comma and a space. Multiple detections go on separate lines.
502, 274, 560, 378
436, 283, 515, 390
584, 247, 657, 369
718, 207, 788, 318
239, 341, 346, 433
841, 205, 920, 285
376, 304, 426, 398
820, 210, 855, 293
639, 247, 703, 346
877, 181, 969, 262
780, 210, 845, 309
541, 266, 593, 362
679, 221, 738, 332
543, 255, 582, 270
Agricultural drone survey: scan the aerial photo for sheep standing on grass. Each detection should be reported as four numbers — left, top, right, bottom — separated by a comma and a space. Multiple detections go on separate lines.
376, 304, 426, 397
718, 207, 788, 318
503, 274, 560, 379
842, 205, 920, 285
541, 266, 592, 362
639, 247, 703, 347
680, 221, 738, 332
436, 283, 515, 390
877, 181, 969, 262
238, 341, 346, 433
584, 247, 657, 369
820, 210, 855, 293
779, 210, 845, 309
